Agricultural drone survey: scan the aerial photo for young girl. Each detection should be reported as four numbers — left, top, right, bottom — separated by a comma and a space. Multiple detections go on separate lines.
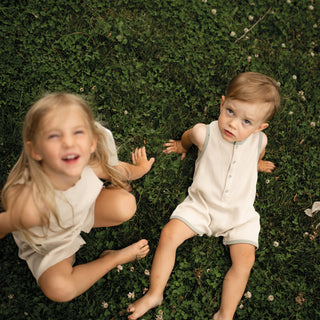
0, 93, 155, 302
127, 72, 280, 320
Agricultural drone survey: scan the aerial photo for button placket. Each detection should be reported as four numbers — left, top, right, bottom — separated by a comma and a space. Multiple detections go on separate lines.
223, 143, 237, 198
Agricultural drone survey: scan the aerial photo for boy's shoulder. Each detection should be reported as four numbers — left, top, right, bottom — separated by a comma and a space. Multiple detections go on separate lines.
191, 123, 207, 150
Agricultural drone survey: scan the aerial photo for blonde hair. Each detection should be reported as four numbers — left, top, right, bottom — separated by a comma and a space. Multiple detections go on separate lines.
1, 93, 125, 240
225, 72, 280, 121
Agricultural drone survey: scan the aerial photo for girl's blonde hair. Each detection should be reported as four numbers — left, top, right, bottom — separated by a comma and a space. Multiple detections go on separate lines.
225, 72, 281, 121
1, 93, 125, 239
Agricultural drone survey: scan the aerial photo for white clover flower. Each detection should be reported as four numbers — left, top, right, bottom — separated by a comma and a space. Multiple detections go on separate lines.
202, 0, 207, 3
313, 24, 318, 28
211, 9, 217, 15
239, 303, 244, 309
309, 5, 314, 10
248, 15, 254, 21
292, 75, 297, 80
207, 268, 210, 273
287, 0, 291, 3
143, 287, 149, 294
303, 232, 309, 237
130, 266, 134, 272
158, 310, 164, 315
244, 27, 249, 33
298, 90, 304, 96
230, 31, 236, 37
265, 179, 270, 184
255, 53, 259, 58
281, 43, 286, 48
301, 95, 306, 101
117, 264, 123, 272
273, 241, 279, 247
101, 301, 109, 308
289, 111, 293, 115
124, 110, 128, 115
79, 87, 84, 92
8, 294, 14, 299
247, 56, 252, 62
276, 81, 281, 87
310, 121, 316, 127
128, 292, 135, 299
144, 269, 150, 276
311, 52, 315, 57
268, 295, 274, 301
244, 291, 252, 299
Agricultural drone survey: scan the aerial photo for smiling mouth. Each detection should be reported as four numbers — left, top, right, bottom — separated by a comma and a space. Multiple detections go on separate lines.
62, 155, 80, 161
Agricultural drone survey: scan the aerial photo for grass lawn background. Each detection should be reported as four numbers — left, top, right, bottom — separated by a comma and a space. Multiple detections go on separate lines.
0, 0, 319, 319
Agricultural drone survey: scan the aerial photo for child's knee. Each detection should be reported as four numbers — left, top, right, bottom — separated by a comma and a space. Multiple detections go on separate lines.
39, 275, 76, 302
116, 190, 137, 222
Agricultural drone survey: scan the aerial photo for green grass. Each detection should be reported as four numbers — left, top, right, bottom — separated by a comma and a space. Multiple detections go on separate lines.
0, 0, 319, 319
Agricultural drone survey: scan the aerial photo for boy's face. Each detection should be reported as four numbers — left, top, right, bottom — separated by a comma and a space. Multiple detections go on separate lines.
218, 96, 269, 142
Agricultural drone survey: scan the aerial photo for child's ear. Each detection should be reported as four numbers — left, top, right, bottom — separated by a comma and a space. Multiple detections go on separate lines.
220, 95, 226, 112
255, 122, 269, 133
26, 141, 43, 161
90, 134, 98, 154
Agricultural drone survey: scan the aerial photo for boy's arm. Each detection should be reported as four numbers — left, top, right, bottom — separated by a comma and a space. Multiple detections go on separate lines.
257, 133, 276, 173
163, 123, 206, 160
113, 146, 155, 181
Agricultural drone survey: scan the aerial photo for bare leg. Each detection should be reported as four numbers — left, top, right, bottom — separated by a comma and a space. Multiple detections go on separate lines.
213, 244, 255, 320
93, 187, 137, 227
127, 219, 196, 320
38, 239, 149, 302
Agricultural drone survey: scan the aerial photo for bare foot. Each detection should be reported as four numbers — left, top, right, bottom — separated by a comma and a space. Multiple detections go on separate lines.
127, 291, 163, 320
100, 239, 149, 266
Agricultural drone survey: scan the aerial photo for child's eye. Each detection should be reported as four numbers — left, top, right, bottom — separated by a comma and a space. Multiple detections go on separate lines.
48, 134, 59, 139
226, 109, 234, 115
75, 130, 84, 135
243, 119, 251, 125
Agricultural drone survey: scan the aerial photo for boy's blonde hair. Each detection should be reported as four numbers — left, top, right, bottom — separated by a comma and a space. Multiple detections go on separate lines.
225, 72, 280, 121
1, 93, 125, 241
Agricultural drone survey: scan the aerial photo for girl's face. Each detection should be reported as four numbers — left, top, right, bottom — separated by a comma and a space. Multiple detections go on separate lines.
28, 104, 97, 190
218, 96, 269, 142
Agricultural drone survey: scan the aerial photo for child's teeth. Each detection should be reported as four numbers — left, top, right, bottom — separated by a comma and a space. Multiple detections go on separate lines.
65, 155, 76, 159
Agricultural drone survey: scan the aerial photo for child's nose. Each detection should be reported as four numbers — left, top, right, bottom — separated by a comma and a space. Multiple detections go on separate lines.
62, 135, 75, 147
229, 118, 238, 129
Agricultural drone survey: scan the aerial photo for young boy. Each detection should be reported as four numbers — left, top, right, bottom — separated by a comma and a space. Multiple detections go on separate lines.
127, 72, 280, 320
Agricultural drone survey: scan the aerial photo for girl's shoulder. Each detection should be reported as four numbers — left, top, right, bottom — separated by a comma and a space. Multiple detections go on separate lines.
6, 183, 44, 230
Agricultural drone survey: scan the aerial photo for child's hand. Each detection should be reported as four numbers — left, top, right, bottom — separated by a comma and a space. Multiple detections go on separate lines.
258, 160, 276, 173
131, 146, 155, 175
163, 139, 188, 160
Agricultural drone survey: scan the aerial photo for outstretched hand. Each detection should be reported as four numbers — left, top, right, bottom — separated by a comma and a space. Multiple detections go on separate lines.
163, 139, 188, 160
131, 146, 155, 175
258, 160, 276, 173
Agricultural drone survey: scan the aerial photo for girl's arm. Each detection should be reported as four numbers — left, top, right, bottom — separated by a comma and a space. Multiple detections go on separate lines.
91, 146, 155, 181
163, 123, 207, 160
114, 146, 155, 181
0, 185, 43, 238
257, 133, 276, 173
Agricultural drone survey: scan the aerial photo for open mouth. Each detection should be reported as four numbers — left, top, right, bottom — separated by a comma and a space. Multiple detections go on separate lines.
62, 154, 80, 162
